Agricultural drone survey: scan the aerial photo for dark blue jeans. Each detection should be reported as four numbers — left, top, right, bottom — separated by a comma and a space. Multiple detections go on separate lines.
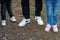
21, 0, 42, 19
46, 0, 60, 25
1, 0, 13, 20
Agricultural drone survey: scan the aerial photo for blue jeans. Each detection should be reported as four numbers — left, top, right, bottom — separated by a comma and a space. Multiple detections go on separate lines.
46, 0, 60, 25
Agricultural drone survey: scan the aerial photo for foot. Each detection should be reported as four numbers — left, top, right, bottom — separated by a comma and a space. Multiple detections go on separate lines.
10, 16, 16, 22
45, 24, 51, 32
52, 25, 58, 32
18, 18, 30, 27
35, 16, 44, 25
2, 20, 6, 26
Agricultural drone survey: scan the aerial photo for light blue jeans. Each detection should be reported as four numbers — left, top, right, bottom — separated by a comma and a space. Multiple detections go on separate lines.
46, 0, 60, 25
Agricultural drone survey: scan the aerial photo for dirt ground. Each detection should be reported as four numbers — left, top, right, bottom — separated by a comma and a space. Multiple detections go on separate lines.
0, 0, 60, 40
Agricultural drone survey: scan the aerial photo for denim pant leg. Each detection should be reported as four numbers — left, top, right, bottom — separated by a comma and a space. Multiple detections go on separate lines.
53, 1, 59, 25
46, 0, 53, 25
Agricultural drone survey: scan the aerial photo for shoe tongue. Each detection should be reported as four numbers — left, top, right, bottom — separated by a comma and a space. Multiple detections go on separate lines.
22, 19, 26, 21
53, 25, 57, 27
3, 20, 6, 21
2, 21, 6, 23
12, 17, 15, 18
12, 17, 15, 19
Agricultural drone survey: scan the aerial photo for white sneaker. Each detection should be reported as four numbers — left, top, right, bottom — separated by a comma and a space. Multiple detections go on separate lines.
2, 20, 6, 26
52, 25, 58, 32
10, 16, 16, 22
18, 18, 30, 27
45, 24, 51, 32
35, 16, 44, 25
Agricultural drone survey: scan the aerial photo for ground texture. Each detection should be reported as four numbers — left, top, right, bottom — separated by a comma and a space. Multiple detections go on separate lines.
0, 0, 60, 40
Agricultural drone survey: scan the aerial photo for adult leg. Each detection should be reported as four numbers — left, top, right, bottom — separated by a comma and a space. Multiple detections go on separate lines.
6, 0, 13, 18
1, 0, 6, 20
6, 0, 16, 22
18, 0, 30, 26
1, 0, 6, 26
35, 0, 42, 16
35, 0, 43, 25
21, 0, 30, 19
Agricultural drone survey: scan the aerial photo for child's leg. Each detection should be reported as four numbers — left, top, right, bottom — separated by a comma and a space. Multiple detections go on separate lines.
45, 0, 53, 32
6, 0, 13, 18
52, 0, 59, 32
35, 0, 42, 16
46, 0, 53, 25
53, 0, 59, 25
1, 0, 6, 20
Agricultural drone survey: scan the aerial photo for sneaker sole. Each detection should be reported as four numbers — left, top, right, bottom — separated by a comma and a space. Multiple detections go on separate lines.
35, 20, 44, 25
18, 22, 30, 27
10, 20, 16, 23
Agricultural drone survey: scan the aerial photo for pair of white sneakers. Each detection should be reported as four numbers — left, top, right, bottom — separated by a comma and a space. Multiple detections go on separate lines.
18, 16, 44, 26
2, 16, 16, 26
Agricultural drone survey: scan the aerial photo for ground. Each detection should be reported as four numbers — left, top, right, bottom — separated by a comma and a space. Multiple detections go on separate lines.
0, 0, 60, 40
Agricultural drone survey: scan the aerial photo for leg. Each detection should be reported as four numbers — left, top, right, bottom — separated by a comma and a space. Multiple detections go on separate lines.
52, 0, 59, 32
45, 0, 53, 32
6, 0, 16, 22
46, 1, 53, 25
35, 0, 43, 25
35, 0, 42, 16
1, 0, 6, 20
18, 0, 30, 26
6, 0, 13, 18
21, 0, 30, 19
1, 0, 6, 26
53, 1, 59, 25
